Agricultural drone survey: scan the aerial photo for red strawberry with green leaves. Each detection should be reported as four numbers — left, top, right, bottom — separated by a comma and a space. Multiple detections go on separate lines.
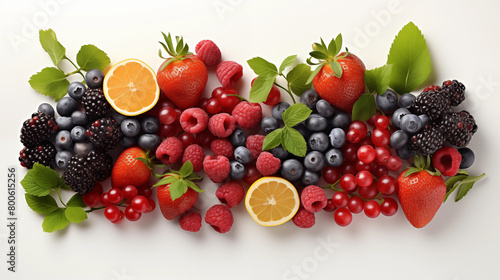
111, 147, 152, 189
307, 34, 365, 112
157, 33, 208, 109
153, 161, 204, 220
397, 155, 446, 228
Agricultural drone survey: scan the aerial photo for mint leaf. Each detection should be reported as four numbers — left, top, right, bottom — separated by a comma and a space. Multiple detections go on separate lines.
32, 163, 59, 189
282, 103, 312, 127
66, 193, 86, 207
21, 171, 51, 197
76, 44, 110, 72
25, 194, 58, 214
286, 63, 313, 96
29, 67, 70, 101
39, 29, 66, 66
179, 161, 193, 178
352, 93, 376, 121
64, 207, 87, 223
249, 75, 277, 103
169, 180, 187, 201
387, 22, 431, 94
42, 209, 70, 233
281, 127, 307, 157
247, 57, 278, 77
262, 128, 283, 151
279, 55, 297, 73
365, 64, 393, 95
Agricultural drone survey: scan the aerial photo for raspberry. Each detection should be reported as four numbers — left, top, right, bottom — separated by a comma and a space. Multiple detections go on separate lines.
182, 144, 205, 172
208, 113, 236, 138
195, 40, 221, 66
300, 185, 327, 213
231, 101, 262, 130
292, 207, 315, 229
216, 61, 243, 88
156, 137, 183, 165
256, 152, 281, 176
215, 181, 245, 208
203, 155, 230, 183
180, 108, 209, 134
246, 134, 265, 159
211, 138, 234, 158
179, 211, 202, 232
205, 204, 233, 233
432, 146, 462, 177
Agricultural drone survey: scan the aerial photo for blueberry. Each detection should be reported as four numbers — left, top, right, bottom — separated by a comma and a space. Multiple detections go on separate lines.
67, 81, 86, 100
55, 116, 74, 130
281, 159, 304, 181
391, 108, 410, 129
376, 89, 399, 113
305, 114, 328, 132
73, 142, 93, 156
308, 132, 330, 152
324, 148, 344, 167
272, 102, 290, 121
56, 97, 79, 116
301, 170, 320, 186
261, 117, 280, 133
396, 144, 413, 160
271, 145, 289, 160
38, 103, 55, 117
300, 89, 320, 109
294, 123, 311, 139
458, 147, 475, 169
316, 99, 335, 118
390, 130, 409, 149
55, 150, 73, 170
418, 114, 430, 126
331, 112, 351, 130
230, 161, 247, 180
303, 151, 325, 172
234, 146, 252, 164
121, 118, 141, 137
55, 130, 73, 150
138, 134, 161, 151
85, 69, 105, 89
399, 93, 416, 109
119, 136, 137, 148
230, 128, 246, 147
70, 126, 87, 142
329, 128, 346, 148
110, 109, 127, 124
400, 114, 423, 134
141, 115, 160, 134
71, 110, 89, 126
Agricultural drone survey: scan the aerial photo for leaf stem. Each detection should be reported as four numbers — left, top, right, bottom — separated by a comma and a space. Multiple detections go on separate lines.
64, 56, 85, 79
56, 188, 67, 208
275, 82, 296, 104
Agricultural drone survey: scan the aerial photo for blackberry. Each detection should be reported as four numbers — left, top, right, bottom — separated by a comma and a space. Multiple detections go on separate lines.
411, 90, 450, 121
439, 80, 465, 106
64, 155, 95, 194
18, 142, 56, 169
81, 88, 110, 121
20, 112, 58, 147
86, 118, 122, 151
86, 150, 113, 181
409, 124, 445, 156
438, 111, 477, 147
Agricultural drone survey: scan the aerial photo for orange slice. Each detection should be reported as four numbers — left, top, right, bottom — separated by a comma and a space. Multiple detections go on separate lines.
245, 177, 300, 226
103, 59, 159, 116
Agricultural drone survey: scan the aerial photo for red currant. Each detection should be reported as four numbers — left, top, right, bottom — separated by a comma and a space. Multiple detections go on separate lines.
347, 196, 364, 214
139, 187, 153, 199
83, 191, 99, 208
206, 98, 223, 115
107, 188, 123, 204
375, 146, 391, 165
131, 196, 149, 213
364, 200, 381, 218
358, 182, 379, 199
332, 191, 349, 208
323, 199, 337, 212
100, 193, 111, 207
346, 129, 362, 143
341, 142, 359, 163
156, 99, 175, 109
144, 199, 156, 213
198, 98, 209, 111
367, 111, 382, 126
158, 106, 177, 125
371, 128, 391, 147
211, 87, 226, 100
356, 170, 373, 187
104, 205, 121, 222
334, 207, 353, 227
339, 174, 357, 192
124, 205, 142, 221
179, 132, 195, 148
372, 165, 389, 178
322, 166, 341, 184
381, 197, 398, 216
349, 121, 368, 138
377, 175, 398, 195
159, 123, 178, 138
196, 129, 215, 147
340, 163, 357, 176
355, 160, 371, 172
219, 89, 240, 108
122, 185, 138, 201
243, 166, 262, 185
358, 135, 374, 147
375, 115, 390, 129
386, 155, 403, 171
112, 211, 125, 224
357, 145, 376, 163
263, 85, 281, 106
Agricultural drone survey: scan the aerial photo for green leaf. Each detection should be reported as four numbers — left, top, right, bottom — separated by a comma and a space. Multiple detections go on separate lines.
309, 51, 329, 60
186, 181, 204, 193
262, 128, 283, 151
327, 38, 337, 57
247, 57, 278, 77
306, 65, 323, 85
279, 55, 297, 73
153, 175, 177, 187
249, 75, 277, 103
29, 67, 70, 101
282, 103, 312, 127
455, 173, 486, 202
58, 178, 72, 191
404, 167, 421, 177
179, 161, 193, 178
364, 64, 393, 95
20, 170, 52, 197
184, 173, 203, 181
25, 194, 58, 214
42, 209, 70, 233
444, 175, 468, 202
64, 207, 87, 224
39, 29, 66, 66
334, 34, 343, 54
352, 93, 376, 121
169, 180, 188, 201
66, 194, 86, 208
31, 163, 59, 189
286, 63, 313, 96
329, 61, 342, 78
76, 44, 110, 71
387, 22, 431, 94
281, 127, 307, 157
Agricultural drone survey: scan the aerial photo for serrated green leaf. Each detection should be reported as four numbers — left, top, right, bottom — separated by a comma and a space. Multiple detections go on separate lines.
404, 167, 421, 177
29, 67, 70, 101
153, 175, 177, 187
25, 194, 58, 214
21, 172, 51, 197
247, 57, 278, 77
282, 103, 312, 127
309, 51, 329, 60
32, 163, 59, 189
306, 65, 323, 85
58, 178, 71, 190
39, 29, 66, 66
64, 207, 87, 223
169, 180, 188, 201
281, 127, 307, 157
66, 193, 86, 208
365, 64, 393, 95
249, 75, 277, 103
286, 63, 313, 96
387, 22, 431, 94
352, 93, 376, 121
262, 128, 283, 151
76, 44, 110, 71
279, 55, 297, 73
179, 161, 193, 178
329, 61, 342, 78
42, 209, 70, 233
186, 181, 204, 193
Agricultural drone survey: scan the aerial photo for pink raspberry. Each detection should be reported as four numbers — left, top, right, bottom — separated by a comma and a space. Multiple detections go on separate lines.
180, 108, 209, 134
195, 40, 221, 67
182, 144, 205, 172
203, 155, 230, 183
292, 207, 315, 228
156, 137, 183, 165
179, 211, 202, 232
208, 113, 236, 138
205, 204, 233, 233
231, 101, 262, 130
246, 134, 265, 159
300, 185, 327, 213
211, 138, 234, 158
216, 181, 245, 208
256, 152, 281, 176
216, 61, 243, 88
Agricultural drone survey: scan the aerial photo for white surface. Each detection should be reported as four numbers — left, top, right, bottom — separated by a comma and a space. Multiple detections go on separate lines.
1, 0, 500, 279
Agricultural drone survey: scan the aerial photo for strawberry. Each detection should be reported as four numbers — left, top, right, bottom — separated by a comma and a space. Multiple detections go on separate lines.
153, 161, 204, 220
157, 33, 208, 109
111, 147, 152, 189
307, 35, 365, 112
397, 155, 446, 228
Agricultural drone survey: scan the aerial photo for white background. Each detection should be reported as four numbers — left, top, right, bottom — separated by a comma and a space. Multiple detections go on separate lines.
1, 0, 500, 279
